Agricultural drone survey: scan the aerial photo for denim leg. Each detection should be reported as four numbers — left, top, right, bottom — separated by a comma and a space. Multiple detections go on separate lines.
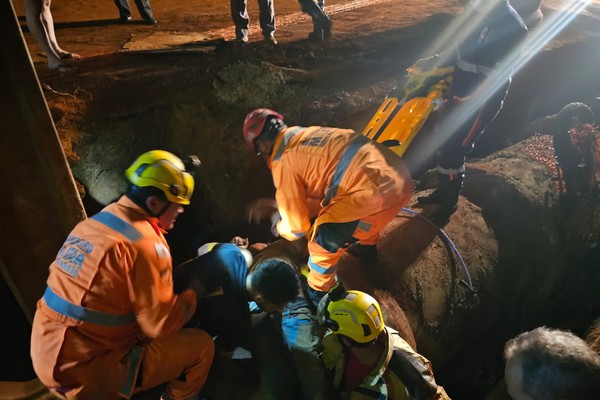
281, 296, 326, 400
250, 315, 303, 400
133, 0, 153, 19
114, 0, 132, 18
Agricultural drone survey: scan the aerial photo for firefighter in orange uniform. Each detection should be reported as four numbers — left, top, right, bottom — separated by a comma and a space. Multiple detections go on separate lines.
30, 150, 214, 400
243, 109, 413, 306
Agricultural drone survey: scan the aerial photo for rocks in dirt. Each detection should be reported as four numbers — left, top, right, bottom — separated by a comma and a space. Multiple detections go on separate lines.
212, 62, 313, 107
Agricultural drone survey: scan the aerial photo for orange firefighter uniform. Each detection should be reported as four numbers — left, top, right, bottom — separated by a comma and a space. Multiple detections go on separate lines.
268, 126, 413, 291
30, 196, 215, 400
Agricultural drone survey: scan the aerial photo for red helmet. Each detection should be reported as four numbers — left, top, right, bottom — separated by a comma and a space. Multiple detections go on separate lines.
243, 108, 284, 153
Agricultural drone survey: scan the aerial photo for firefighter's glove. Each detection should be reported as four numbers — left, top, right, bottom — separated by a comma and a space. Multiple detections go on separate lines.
270, 211, 281, 237
409, 54, 442, 74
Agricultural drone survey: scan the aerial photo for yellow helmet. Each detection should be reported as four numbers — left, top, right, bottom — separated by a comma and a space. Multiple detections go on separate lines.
317, 284, 385, 344
125, 150, 195, 205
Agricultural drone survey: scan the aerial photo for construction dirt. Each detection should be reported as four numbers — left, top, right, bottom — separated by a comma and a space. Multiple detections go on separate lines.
9, 0, 600, 399
15, 0, 600, 233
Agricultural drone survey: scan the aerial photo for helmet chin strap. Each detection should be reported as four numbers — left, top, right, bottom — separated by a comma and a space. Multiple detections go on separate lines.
150, 201, 173, 220
259, 119, 286, 155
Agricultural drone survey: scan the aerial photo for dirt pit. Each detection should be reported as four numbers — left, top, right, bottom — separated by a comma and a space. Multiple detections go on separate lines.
22, 0, 599, 264
7, 0, 600, 398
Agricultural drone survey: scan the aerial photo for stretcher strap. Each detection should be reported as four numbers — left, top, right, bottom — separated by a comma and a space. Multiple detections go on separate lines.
91, 212, 143, 242
43, 286, 136, 326
323, 134, 370, 206
437, 165, 465, 176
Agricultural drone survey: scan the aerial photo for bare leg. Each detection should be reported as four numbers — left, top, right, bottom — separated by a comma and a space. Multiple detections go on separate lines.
40, 0, 80, 59
24, 0, 62, 68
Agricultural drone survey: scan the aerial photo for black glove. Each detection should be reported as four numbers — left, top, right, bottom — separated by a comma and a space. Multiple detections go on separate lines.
306, 285, 328, 310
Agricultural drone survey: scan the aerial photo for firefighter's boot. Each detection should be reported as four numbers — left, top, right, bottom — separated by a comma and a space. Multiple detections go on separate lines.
347, 243, 379, 268
418, 172, 463, 225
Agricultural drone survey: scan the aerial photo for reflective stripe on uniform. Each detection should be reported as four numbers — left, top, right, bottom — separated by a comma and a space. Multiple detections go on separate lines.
43, 211, 142, 326
456, 59, 494, 76
308, 257, 337, 275
118, 346, 144, 399
43, 286, 136, 326
323, 134, 370, 206
288, 231, 307, 239
90, 211, 143, 242
436, 165, 465, 176
272, 127, 306, 161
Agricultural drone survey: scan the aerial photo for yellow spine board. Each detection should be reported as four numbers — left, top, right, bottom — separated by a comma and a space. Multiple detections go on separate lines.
363, 69, 452, 158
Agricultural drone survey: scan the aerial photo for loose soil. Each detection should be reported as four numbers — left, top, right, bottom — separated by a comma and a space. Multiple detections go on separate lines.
7, 0, 600, 398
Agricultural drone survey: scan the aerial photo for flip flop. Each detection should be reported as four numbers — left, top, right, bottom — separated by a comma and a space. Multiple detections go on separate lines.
60, 52, 81, 60
50, 63, 76, 73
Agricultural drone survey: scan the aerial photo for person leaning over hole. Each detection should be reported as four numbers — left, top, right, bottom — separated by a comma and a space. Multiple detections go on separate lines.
173, 237, 327, 400
503, 326, 600, 400
31, 150, 214, 400
401, 0, 528, 225
242, 108, 413, 310
317, 283, 451, 399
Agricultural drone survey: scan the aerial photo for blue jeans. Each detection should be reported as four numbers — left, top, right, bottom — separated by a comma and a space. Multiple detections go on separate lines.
251, 295, 325, 400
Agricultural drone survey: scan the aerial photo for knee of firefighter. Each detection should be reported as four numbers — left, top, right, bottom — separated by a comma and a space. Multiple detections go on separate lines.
187, 328, 216, 362
313, 222, 359, 254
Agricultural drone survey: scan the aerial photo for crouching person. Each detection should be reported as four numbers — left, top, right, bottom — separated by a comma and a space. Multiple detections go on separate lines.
317, 284, 451, 399
174, 239, 326, 399
30, 150, 215, 400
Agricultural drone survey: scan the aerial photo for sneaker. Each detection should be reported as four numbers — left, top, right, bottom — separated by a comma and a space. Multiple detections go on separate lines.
235, 34, 249, 44
118, 16, 132, 23
263, 34, 278, 45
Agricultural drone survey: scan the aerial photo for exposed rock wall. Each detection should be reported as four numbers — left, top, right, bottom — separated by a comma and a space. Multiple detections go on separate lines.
329, 137, 599, 398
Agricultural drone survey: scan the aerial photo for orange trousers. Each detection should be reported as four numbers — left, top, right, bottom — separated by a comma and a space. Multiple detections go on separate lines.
45, 328, 214, 400
307, 204, 403, 291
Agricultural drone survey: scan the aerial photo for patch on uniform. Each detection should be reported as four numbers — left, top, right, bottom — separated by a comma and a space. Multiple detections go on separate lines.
55, 235, 95, 278
154, 242, 170, 258
356, 221, 372, 233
